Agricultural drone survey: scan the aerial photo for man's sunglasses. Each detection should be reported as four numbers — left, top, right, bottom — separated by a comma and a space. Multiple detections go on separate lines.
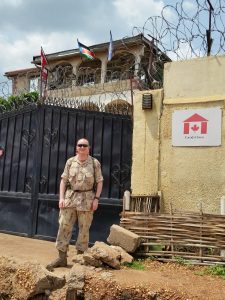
77, 144, 89, 148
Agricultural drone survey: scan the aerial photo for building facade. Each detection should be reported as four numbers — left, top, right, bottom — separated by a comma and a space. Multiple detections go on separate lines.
5, 35, 225, 215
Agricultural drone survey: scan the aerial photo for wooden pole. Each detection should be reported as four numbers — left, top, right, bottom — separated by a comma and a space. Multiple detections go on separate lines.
39, 70, 43, 104
220, 196, 225, 257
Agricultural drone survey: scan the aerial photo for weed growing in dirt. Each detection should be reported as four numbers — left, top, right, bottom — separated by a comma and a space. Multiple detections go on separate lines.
123, 259, 145, 270
196, 265, 225, 278
146, 256, 157, 261
206, 265, 225, 278
174, 256, 189, 265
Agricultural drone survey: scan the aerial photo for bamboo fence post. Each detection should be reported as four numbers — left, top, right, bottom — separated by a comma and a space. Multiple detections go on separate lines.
170, 203, 174, 254
199, 203, 203, 261
220, 196, 225, 257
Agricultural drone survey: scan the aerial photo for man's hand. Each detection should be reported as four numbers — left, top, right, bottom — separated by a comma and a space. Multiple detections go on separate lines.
59, 179, 66, 209
92, 198, 99, 211
59, 198, 65, 208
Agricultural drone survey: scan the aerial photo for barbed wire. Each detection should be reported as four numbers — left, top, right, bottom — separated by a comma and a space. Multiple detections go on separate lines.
0, 81, 11, 98
134, 0, 225, 60
0, 96, 132, 117
0, 64, 141, 102
0, 52, 164, 101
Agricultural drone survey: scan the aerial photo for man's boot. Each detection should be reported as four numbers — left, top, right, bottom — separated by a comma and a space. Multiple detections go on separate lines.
46, 250, 67, 271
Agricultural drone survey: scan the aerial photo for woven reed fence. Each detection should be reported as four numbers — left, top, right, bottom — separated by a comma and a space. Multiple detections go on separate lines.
128, 195, 160, 213
120, 211, 225, 265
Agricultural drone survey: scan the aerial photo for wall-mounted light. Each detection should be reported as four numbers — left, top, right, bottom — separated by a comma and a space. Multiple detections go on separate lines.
142, 94, 153, 110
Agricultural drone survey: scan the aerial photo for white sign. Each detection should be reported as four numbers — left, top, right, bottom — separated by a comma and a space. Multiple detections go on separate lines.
172, 107, 222, 146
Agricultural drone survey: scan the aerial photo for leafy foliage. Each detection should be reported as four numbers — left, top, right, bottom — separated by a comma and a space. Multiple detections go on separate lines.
123, 259, 145, 270
206, 265, 225, 278
0, 91, 39, 113
195, 265, 225, 278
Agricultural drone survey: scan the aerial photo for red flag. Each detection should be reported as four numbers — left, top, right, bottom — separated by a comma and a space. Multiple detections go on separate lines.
41, 47, 48, 81
41, 47, 47, 69
40, 46, 48, 98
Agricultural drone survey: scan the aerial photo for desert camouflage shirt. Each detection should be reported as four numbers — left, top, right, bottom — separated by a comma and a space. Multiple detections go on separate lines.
61, 155, 103, 211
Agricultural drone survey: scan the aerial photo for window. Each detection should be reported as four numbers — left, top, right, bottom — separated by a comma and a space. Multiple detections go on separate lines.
29, 77, 39, 92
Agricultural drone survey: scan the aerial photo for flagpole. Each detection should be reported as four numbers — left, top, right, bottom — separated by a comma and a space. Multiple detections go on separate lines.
40, 68, 43, 104
40, 46, 48, 104
108, 30, 113, 61
40, 46, 43, 104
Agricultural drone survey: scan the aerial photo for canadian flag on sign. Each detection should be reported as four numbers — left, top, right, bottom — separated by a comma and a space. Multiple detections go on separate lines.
172, 108, 222, 146
183, 113, 208, 134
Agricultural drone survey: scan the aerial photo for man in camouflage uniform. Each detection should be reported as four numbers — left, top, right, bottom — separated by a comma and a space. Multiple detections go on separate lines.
47, 138, 103, 270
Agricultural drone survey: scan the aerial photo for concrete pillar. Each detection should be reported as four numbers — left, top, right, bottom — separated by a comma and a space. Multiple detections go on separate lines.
129, 45, 144, 77
134, 54, 141, 76
71, 61, 80, 87
101, 58, 107, 84
123, 190, 131, 211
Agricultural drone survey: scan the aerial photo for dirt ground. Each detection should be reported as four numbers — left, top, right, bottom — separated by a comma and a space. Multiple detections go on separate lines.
1, 233, 225, 300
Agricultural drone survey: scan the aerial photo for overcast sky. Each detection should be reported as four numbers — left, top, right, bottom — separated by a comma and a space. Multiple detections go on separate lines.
0, 0, 170, 76
0, 0, 221, 90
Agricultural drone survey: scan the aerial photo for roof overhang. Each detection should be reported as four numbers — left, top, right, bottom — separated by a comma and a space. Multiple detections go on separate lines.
4, 67, 39, 78
32, 34, 171, 66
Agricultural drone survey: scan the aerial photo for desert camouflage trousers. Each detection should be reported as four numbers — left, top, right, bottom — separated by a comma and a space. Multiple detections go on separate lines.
56, 208, 93, 253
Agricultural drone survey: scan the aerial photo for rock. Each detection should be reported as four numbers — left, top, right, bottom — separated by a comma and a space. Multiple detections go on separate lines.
100, 272, 113, 281
84, 242, 134, 269
110, 245, 134, 264
107, 224, 141, 253
65, 263, 97, 298
89, 241, 121, 269
66, 288, 77, 300
12, 262, 65, 299
49, 286, 68, 300
83, 252, 103, 268
72, 254, 85, 265
66, 263, 85, 291
0, 256, 17, 299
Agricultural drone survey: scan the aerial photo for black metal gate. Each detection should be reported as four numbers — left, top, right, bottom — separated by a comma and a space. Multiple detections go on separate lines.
0, 104, 132, 243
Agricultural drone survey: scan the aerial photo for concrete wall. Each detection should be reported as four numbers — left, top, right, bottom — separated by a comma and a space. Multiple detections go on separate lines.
131, 55, 225, 214
161, 55, 225, 214
13, 76, 29, 94
131, 89, 163, 196
164, 55, 225, 104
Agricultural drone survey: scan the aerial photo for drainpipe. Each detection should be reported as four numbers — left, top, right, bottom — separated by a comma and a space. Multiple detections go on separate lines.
221, 196, 225, 256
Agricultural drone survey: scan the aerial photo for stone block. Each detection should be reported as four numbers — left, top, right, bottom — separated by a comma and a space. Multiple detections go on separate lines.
107, 224, 141, 253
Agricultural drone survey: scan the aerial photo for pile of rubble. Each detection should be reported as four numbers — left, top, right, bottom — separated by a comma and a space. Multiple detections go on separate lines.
0, 256, 65, 300
0, 225, 145, 300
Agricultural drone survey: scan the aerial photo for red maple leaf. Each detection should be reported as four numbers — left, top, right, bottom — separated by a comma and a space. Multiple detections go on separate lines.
191, 124, 199, 131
